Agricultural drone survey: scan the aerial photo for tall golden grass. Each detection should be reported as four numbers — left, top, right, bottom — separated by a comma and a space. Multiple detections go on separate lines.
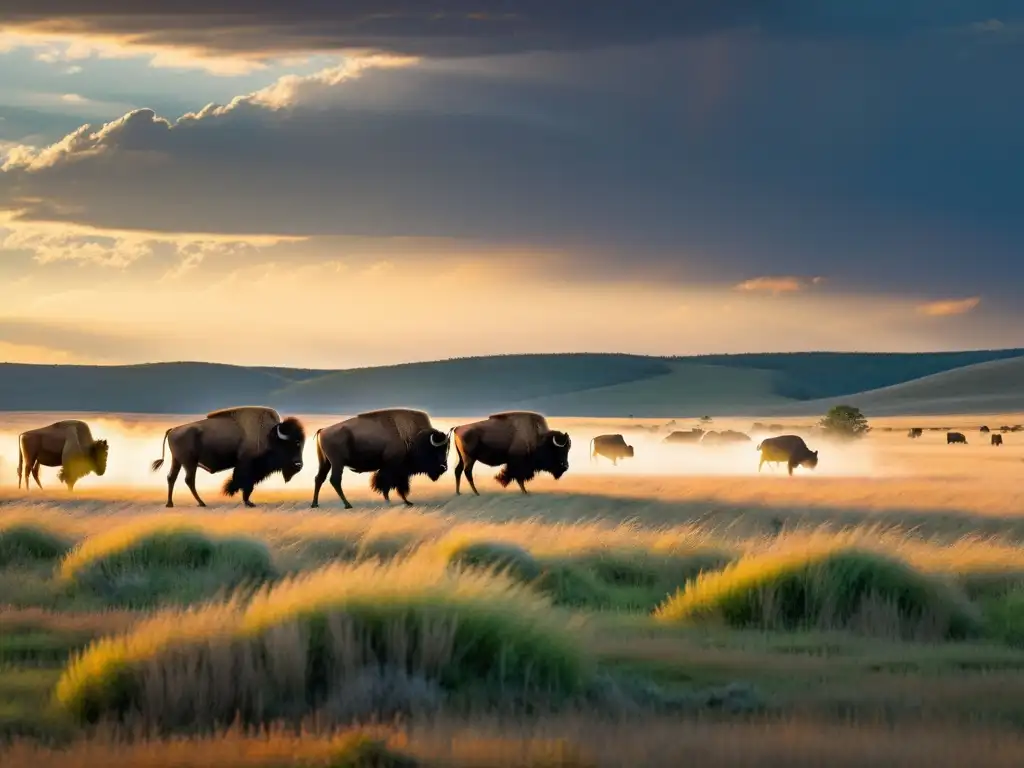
56, 552, 588, 727
5, 717, 1024, 767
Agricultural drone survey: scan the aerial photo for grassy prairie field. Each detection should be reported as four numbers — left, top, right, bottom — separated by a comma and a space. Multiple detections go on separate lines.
3, 411, 1024, 766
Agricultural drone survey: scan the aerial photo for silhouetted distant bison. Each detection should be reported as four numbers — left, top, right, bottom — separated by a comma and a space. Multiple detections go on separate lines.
946, 431, 967, 445
700, 430, 752, 447
907, 428, 923, 438
757, 435, 818, 476
663, 429, 704, 444
992, 434, 1004, 447
980, 425, 990, 433
590, 434, 634, 465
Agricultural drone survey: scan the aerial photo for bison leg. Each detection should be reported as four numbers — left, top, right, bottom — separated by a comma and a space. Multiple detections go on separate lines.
516, 478, 529, 495
329, 466, 353, 510
241, 484, 257, 508
758, 455, 765, 472
462, 457, 480, 496
184, 463, 206, 507
165, 458, 181, 508
454, 453, 465, 494
311, 458, 330, 508
30, 462, 43, 489
612, 457, 618, 466
787, 460, 795, 477
395, 474, 413, 507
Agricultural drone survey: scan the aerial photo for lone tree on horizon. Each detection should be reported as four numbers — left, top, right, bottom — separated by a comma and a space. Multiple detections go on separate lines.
819, 405, 870, 439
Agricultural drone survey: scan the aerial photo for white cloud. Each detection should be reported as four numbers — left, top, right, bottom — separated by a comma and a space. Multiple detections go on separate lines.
734, 275, 825, 294
916, 296, 981, 317
0, 214, 303, 269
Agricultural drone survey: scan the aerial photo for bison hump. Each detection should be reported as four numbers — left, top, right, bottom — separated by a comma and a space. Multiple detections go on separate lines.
355, 408, 432, 445
488, 411, 549, 432
207, 406, 281, 455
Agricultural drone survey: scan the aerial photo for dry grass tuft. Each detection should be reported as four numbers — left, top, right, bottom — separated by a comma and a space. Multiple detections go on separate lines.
656, 546, 981, 640
55, 552, 588, 728
55, 519, 276, 607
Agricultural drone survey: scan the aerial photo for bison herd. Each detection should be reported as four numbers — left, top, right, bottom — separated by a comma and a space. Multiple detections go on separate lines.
16, 409, 1018, 507
14, 408, 573, 509
907, 425, 1011, 447
12, 407, 832, 507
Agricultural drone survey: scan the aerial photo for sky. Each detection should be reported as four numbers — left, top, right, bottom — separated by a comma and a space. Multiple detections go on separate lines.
0, 2, 1022, 368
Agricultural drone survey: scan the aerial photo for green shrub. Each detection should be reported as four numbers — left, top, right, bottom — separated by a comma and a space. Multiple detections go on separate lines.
981, 588, 1024, 647
539, 548, 731, 612
56, 553, 588, 728
58, 525, 276, 607
656, 547, 980, 640
0, 524, 73, 566
445, 540, 542, 583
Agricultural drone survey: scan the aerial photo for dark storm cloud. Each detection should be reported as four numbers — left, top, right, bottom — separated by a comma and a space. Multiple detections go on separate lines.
2, 1, 1022, 60
2, 17, 1023, 300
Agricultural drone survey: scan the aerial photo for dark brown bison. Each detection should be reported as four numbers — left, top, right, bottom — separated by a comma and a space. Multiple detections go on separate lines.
701, 430, 752, 447
907, 428, 923, 438
663, 429, 704, 444
946, 431, 967, 445
992, 434, 1004, 447
757, 435, 819, 476
980, 425, 991, 433
311, 408, 451, 509
151, 406, 306, 508
590, 434, 634, 465
454, 411, 570, 495
17, 420, 109, 492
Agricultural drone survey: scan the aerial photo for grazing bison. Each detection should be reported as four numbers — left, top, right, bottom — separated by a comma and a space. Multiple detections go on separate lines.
17, 420, 109, 492
946, 431, 968, 445
590, 434, 635, 465
453, 411, 570, 495
757, 435, 819, 476
311, 408, 450, 509
992, 434, 1004, 447
701, 430, 752, 447
907, 428, 923, 439
663, 429, 705, 444
151, 406, 306, 508
980, 425, 991, 433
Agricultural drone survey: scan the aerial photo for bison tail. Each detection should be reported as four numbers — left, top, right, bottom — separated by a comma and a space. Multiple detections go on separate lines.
755, 441, 763, 451
314, 428, 326, 464
589, 438, 595, 462
151, 429, 171, 472
16, 439, 22, 489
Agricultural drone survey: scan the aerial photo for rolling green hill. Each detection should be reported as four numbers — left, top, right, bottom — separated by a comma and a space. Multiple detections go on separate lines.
0, 349, 1021, 417
776, 357, 1024, 417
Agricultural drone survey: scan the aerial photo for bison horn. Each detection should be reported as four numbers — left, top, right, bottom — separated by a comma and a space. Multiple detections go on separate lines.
552, 432, 567, 448
430, 431, 448, 447
275, 424, 287, 441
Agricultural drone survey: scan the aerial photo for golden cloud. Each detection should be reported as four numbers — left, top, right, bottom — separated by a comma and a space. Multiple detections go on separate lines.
733, 275, 824, 294
916, 296, 981, 317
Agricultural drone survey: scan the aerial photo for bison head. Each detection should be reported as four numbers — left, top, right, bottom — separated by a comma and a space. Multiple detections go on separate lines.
90, 439, 109, 476
625, 444, 635, 458
535, 430, 571, 479
268, 417, 306, 482
410, 428, 451, 481
800, 449, 819, 470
